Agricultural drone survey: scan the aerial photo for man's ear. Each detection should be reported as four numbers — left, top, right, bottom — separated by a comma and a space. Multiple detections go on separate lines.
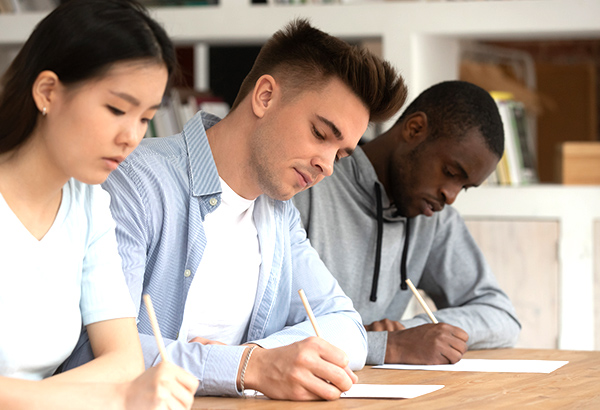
402, 112, 428, 145
32, 70, 60, 115
251, 74, 277, 119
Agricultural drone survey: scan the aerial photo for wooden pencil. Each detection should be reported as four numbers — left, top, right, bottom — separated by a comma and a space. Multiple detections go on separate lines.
405, 278, 439, 324
298, 289, 322, 337
143, 294, 169, 362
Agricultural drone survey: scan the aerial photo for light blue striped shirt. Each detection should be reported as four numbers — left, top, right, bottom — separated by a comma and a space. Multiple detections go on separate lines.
102, 111, 367, 396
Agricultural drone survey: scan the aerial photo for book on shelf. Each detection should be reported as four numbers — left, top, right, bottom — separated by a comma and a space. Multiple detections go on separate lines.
0, 0, 18, 13
0, 0, 59, 13
510, 99, 538, 183
145, 88, 230, 138
486, 91, 538, 186
137, 0, 217, 6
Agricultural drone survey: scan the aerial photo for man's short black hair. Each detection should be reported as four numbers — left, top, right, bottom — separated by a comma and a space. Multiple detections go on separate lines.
396, 80, 504, 158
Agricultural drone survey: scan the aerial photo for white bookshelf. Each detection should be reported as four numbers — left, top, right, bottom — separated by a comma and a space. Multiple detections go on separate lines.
2, 0, 599, 349
2, 0, 600, 103
146, 0, 600, 112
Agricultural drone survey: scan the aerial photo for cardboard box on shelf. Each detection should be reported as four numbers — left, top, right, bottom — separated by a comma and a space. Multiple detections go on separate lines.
556, 141, 600, 185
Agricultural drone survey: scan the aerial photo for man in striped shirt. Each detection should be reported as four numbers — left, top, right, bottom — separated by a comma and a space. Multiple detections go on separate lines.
64, 19, 407, 401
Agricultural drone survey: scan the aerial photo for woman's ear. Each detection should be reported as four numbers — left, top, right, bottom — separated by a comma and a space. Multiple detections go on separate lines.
251, 74, 277, 119
32, 70, 60, 115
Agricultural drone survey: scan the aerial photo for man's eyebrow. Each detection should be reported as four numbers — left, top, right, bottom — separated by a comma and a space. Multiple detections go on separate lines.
110, 91, 162, 110
317, 115, 342, 140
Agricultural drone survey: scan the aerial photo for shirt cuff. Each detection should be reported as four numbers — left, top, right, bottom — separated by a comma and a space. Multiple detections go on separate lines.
366, 331, 387, 365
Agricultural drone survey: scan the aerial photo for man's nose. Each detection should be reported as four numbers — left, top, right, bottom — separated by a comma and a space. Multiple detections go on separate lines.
312, 154, 335, 177
441, 183, 462, 205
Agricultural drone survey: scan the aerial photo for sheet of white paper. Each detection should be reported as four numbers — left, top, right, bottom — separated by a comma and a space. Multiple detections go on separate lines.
373, 359, 568, 374
244, 384, 444, 400
341, 384, 444, 399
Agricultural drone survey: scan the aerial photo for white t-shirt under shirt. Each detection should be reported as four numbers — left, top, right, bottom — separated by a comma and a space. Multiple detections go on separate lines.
0, 179, 136, 380
180, 177, 261, 345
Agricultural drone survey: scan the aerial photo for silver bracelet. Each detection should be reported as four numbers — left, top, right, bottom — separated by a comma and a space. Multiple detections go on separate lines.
240, 345, 257, 397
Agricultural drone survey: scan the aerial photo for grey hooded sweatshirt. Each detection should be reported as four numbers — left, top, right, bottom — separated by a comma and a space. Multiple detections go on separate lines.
293, 146, 521, 364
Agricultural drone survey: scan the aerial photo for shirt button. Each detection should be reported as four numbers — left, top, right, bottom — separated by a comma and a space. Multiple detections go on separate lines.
184, 269, 191, 278
209, 198, 218, 206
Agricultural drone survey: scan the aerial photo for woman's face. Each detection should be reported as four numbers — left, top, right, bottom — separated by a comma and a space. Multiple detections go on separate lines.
41, 61, 168, 185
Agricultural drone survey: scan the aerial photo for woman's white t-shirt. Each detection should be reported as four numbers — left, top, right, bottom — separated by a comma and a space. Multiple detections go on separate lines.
0, 179, 135, 380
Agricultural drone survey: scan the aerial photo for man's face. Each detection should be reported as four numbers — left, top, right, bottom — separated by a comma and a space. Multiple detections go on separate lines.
249, 77, 370, 201
388, 128, 499, 218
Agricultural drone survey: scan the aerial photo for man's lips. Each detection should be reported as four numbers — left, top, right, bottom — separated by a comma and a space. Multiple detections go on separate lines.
422, 199, 443, 216
431, 199, 443, 212
295, 169, 314, 188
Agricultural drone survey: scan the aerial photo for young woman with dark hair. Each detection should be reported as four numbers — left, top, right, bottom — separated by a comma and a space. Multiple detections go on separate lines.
0, 1, 198, 408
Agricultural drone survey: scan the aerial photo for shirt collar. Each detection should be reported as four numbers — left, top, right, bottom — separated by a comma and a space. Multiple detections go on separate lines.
183, 110, 222, 197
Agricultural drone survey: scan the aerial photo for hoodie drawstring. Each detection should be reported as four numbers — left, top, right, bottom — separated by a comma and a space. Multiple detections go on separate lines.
400, 217, 410, 290
370, 183, 410, 302
370, 183, 384, 302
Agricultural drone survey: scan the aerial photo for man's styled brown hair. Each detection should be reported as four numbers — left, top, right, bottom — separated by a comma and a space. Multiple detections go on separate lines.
231, 18, 407, 123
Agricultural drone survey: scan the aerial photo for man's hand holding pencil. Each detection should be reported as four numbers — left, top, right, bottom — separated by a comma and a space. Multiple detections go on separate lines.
225, 289, 358, 401
365, 279, 469, 365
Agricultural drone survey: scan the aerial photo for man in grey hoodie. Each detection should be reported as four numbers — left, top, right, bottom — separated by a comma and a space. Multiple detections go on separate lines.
293, 81, 521, 366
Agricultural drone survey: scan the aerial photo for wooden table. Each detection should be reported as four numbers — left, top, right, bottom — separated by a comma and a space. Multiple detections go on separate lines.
192, 349, 600, 409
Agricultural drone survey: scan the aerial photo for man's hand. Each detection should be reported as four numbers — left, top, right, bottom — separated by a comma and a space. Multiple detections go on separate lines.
365, 319, 405, 332
385, 323, 468, 364
243, 337, 357, 401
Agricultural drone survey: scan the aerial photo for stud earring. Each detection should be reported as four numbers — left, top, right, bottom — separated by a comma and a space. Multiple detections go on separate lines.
42, 107, 47, 116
